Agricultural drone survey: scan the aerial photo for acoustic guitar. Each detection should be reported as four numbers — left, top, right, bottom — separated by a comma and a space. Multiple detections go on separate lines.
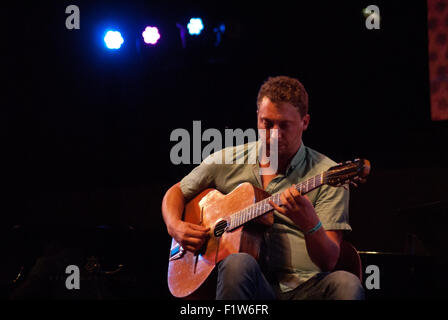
167, 158, 371, 298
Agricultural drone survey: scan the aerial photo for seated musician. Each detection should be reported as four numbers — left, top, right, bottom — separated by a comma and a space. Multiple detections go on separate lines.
162, 76, 364, 300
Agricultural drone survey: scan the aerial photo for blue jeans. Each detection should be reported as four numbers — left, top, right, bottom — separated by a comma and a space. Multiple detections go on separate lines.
216, 253, 365, 300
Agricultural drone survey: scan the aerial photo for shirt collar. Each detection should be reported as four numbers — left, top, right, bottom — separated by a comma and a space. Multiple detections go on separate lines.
285, 141, 306, 176
256, 140, 306, 176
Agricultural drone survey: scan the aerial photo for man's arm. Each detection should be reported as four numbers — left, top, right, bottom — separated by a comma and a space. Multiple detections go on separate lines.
269, 185, 342, 271
162, 182, 210, 252
304, 228, 342, 272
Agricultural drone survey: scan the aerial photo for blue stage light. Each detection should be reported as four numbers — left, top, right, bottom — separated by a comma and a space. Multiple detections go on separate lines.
187, 18, 204, 35
213, 23, 226, 46
104, 30, 124, 49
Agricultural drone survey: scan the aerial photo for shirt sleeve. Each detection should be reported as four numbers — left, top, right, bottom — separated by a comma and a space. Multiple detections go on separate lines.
313, 183, 352, 231
179, 158, 220, 202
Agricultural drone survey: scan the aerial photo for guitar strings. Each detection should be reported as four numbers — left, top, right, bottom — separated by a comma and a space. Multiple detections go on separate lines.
227, 173, 327, 230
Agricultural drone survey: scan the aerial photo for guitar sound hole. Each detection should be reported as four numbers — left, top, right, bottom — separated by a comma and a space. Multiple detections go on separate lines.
214, 219, 228, 237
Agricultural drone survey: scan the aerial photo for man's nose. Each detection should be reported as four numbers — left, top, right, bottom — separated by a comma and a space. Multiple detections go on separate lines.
269, 128, 279, 140
272, 127, 286, 140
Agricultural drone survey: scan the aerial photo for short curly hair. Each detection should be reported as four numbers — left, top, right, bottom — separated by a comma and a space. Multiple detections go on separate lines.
257, 76, 309, 117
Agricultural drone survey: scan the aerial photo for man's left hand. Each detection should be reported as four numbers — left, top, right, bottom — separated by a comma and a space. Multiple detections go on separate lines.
269, 185, 320, 232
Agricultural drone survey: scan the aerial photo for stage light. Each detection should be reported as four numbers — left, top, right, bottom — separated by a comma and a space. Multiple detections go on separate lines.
187, 18, 204, 35
142, 26, 161, 45
104, 30, 124, 50
213, 23, 226, 47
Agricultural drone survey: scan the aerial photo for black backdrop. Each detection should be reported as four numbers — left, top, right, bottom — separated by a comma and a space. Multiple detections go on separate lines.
1, 0, 447, 299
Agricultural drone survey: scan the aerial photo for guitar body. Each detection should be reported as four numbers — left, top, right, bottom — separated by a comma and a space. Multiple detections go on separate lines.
167, 182, 273, 299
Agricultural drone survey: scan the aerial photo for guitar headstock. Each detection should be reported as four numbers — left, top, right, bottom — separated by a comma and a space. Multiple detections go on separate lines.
325, 159, 371, 187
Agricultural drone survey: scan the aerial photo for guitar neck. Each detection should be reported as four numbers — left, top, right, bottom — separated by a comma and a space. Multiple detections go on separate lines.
227, 172, 326, 231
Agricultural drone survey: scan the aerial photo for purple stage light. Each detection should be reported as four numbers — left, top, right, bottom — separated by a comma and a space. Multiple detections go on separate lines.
142, 26, 161, 45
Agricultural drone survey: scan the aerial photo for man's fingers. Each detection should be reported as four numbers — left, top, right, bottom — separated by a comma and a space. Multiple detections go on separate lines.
189, 223, 210, 232
182, 222, 210, 238
183, 244, 201, 252
174, 222, 209, 252
181, 237, 205, 251
290, 185, 301, 198
185, 228, 209, 239
269, 200, 286, 214
186, 236, 204, 246
279, 193, 292, 211
293, 192, 311, 207
183, 245, 195, 252
289, 186, 310, 207
283, 189, 298, 209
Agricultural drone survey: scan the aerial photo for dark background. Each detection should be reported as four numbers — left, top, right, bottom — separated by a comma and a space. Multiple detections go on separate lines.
1, 0, 447, 299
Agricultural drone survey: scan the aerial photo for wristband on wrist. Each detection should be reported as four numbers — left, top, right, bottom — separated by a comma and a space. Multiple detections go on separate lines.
305, 221, 322, 235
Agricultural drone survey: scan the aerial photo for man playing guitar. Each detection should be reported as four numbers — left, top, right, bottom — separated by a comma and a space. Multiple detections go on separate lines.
162, 76, 364, 300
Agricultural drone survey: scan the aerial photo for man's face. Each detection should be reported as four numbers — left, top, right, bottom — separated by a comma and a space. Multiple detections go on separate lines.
257, 96, 310, 160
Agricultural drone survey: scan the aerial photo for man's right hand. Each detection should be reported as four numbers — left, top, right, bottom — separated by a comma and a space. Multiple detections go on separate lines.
168, 220, 210, 253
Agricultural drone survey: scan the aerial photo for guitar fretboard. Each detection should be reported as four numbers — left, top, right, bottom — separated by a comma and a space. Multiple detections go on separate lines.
227, 172, 327, 231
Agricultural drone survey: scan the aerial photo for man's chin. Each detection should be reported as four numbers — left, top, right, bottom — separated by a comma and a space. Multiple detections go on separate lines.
265, 146, 289, 158
270, 144, 287, 152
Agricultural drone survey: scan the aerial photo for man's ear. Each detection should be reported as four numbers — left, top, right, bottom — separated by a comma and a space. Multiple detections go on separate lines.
302, 113, 310, 131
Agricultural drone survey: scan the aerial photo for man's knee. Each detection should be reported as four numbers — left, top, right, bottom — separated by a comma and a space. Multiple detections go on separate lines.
324, 270, 365, 300
216, 253, 268, 300
218, 253, 259, 279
